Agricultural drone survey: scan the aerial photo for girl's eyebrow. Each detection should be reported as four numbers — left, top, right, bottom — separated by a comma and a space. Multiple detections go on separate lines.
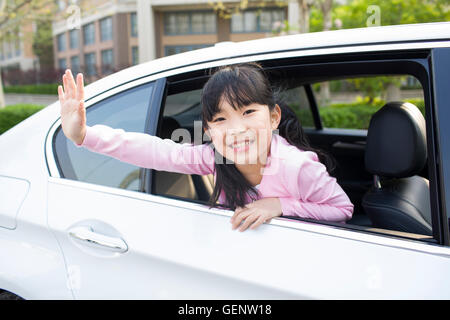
213, 110, 224, 118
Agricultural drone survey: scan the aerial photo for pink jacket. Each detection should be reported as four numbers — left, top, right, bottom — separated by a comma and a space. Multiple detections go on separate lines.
75, 124, 354, 222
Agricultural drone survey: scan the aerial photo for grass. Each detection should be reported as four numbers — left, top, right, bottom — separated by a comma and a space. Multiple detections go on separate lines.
0, 104, 45, 134
3, 84, 59, 95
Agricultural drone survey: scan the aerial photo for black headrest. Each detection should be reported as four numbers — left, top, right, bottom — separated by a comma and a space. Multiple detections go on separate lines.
365, 101, 427, 178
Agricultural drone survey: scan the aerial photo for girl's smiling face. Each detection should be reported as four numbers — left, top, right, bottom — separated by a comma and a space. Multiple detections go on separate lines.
205, 99, 281, 166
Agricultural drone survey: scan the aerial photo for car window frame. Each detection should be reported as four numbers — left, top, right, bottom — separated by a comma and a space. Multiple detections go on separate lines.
147, 49, 446, 245
262, 51, 444, 244
430, 47, 450, 245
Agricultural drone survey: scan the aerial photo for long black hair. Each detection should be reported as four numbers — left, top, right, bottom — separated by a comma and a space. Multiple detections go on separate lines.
201, 63, 336, 210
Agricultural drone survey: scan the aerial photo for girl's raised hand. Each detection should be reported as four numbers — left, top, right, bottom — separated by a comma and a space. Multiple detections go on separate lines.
58, 69, 86, 145
230, 198, 283, 232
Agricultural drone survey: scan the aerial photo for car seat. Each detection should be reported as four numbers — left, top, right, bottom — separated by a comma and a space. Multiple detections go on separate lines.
153, 116, 214, 201
361, 101, 432, 235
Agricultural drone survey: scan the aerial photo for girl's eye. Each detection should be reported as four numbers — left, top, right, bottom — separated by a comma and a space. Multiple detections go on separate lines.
212, 110, 254, 122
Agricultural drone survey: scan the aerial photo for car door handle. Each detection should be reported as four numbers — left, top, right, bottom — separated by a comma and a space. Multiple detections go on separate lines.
68, 226, 128, 253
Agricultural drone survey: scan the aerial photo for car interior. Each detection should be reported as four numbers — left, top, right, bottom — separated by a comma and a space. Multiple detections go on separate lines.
151, 57, 435, 242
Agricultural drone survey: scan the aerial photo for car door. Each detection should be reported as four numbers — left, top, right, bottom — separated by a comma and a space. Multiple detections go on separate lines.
47, 65, 450, 300
45, 77, 300, 299
47, 174, 450, 299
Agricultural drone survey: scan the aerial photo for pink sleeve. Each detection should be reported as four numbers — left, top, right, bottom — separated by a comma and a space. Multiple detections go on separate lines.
74, 124, 215, 175
279, 151, 353, 222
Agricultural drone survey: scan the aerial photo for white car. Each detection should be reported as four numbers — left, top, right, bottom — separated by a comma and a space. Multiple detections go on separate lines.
1, 22, 450, 300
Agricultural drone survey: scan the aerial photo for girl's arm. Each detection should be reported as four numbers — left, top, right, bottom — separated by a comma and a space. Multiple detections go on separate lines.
58, 69, 213, 176
74, 124, 215, 176
280, 151, 354, 222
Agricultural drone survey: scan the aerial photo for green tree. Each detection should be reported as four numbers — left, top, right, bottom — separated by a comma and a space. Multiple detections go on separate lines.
331, 0, 449, 104
334, 0, 449, 29
0, 0, 56, 108
32, 19, 54, 74
0, 0, 94, 108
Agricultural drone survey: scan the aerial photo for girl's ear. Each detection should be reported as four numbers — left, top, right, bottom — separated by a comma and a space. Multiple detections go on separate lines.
271, 104, 282, 130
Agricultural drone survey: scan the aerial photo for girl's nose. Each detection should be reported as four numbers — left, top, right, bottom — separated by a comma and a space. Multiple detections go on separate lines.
228, 118, 248, 134
228, 128, 248, 142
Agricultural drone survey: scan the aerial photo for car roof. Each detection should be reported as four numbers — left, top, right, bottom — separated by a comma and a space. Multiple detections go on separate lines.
84, 22, 450, 101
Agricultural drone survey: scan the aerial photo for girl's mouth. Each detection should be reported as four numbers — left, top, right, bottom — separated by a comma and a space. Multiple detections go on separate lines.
228, 139, 255, 152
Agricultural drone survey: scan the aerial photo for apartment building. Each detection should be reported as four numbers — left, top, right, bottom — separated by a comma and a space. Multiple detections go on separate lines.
53, 0, 138, 82
139, 0, 298, 62
53, 0, 299, 81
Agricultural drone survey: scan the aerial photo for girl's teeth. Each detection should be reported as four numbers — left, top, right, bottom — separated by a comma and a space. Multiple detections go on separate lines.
231, 140, 253, 148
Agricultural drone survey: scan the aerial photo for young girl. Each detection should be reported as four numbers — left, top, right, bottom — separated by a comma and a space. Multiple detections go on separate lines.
58, 63, 353, 232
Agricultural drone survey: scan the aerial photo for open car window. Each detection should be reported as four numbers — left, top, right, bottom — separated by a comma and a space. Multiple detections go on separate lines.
151, 51, 440, 244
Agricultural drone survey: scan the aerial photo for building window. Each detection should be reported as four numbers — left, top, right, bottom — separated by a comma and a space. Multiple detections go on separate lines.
70, 55, 80, 75
57, 33, 66, 52
58, 58, 67, 70
84, 52, 96, 76
69, 29, 79, 49
83, 23, 95, 45
231, 8, 285, 33
259, 9, 285, 32
130, 12, 137, 37
164, 44, 212, 57
131, 46, 138, 65
164, 11, 216, 35
101, 49, 113, 74
100, 17, 113, 42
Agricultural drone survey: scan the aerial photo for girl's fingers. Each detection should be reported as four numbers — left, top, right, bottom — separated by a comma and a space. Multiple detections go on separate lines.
64, 73, 74, 100
231, 207, 246, 228
62, 74, 69, 97
239, 213, 259, 232
231, 206, 245, 222
76, 73, 84, 101
58, 85, 64, 102
232, 208, 255, 230
249, 216, 266, 230
67, 69, 77, 99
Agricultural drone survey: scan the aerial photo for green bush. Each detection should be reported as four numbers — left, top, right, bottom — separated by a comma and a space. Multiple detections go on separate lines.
4, 84, 59, 95
293, 99, 425, 130
0, 104, 45, 134
319, 102, 383, 129
0, 98, 426, 136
